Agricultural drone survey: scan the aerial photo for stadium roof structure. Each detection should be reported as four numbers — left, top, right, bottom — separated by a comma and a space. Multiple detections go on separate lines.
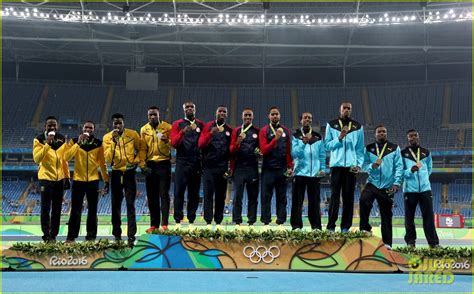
2, 1, 472, 84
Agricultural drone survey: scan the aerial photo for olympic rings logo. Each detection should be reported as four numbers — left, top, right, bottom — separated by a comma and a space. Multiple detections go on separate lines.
243, 245, 281, 264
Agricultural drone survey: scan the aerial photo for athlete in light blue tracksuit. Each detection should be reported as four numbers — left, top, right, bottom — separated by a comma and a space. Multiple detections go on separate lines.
291, 112, 326, 230
360, 125, 403, 248
401, 129, 439, 248
325, 102, 364, 232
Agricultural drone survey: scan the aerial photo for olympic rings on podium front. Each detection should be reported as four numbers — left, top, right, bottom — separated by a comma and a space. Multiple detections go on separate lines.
242, 245, 281, 264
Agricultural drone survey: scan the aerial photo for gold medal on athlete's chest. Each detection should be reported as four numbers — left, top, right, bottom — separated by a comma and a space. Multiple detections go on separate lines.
218, 126, 224, 132
239, 132, 246, 139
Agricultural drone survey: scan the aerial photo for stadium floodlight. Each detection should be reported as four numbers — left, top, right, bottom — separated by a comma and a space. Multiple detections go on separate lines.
1, 6, 471, 28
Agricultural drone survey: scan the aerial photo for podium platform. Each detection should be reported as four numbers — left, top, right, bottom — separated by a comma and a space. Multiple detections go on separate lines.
2, 232, 470, 274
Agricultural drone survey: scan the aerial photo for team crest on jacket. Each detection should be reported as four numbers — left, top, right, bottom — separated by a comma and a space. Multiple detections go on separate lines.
225, 131, 230, 136
252, 133, 258, 139
196, 128, 201, 133
282, 133, 286, 137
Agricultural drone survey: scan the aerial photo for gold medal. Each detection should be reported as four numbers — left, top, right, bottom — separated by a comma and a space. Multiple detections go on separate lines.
375, 158, 382, 165
306, 133, 312, 139
277, 127, 283, 134
218, 126, 224, 132
239, 132, 246, 139
416, 162, 422, 168
190, 124, 197, 130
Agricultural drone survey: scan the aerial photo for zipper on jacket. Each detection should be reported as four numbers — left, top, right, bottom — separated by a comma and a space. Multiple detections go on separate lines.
310, 144, 313, 176
343, 139, 346, 167
417, 167, 421, 192
86, 151, 89, 182
55, 150, 59, 181
379, 161, 382, 188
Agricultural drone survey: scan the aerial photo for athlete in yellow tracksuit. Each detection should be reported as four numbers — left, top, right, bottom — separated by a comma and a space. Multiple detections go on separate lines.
33, 116, 70, 242
103, 113, 142, 246
65, 121, 109, 242
139, 106, 172, 232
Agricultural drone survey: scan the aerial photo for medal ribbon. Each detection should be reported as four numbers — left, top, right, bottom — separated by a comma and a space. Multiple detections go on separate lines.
215, 120, 225, 129
338, 119, 352, 132
301, 127, 312, 137
269, 123, 279, 136
375, 142, 388, 159
241, 123, 252, 134
408, 147, 420, 163
184, 117, 195, 126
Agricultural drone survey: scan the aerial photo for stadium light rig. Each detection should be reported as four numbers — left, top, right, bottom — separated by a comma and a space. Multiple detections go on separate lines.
1, 6, 472, 27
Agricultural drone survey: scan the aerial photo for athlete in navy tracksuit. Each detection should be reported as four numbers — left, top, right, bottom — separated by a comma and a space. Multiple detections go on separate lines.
359, 125, 403, 248
401, 129, 439, 248
198, 106, 233, 226
291, 112, 326, 230
230, 108, 260, 226
325, 102, 364, 232
170, 101, 204, 225
259, 107, 293, 226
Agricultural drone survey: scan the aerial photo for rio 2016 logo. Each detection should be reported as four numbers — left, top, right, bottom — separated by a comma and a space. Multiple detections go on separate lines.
49, 256, 88, 267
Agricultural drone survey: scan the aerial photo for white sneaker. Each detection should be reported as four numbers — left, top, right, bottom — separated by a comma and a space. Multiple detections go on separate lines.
384, 244, 392, 250
360, 230, 373, 237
